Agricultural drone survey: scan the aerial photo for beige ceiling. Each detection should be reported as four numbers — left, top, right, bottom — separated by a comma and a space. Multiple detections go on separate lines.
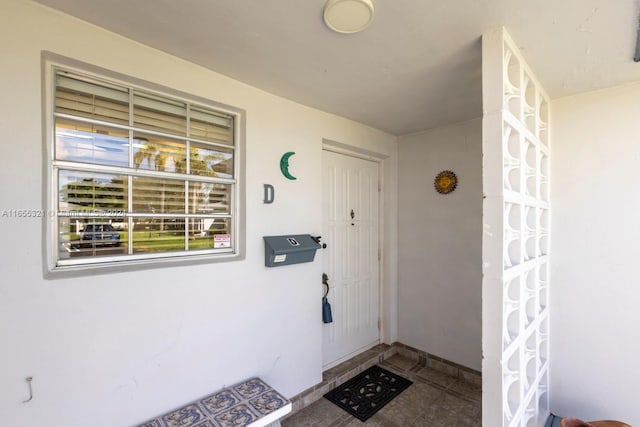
34, 0, 640, 135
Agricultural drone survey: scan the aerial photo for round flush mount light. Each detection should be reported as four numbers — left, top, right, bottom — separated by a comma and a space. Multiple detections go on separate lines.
323, 0, 375, 34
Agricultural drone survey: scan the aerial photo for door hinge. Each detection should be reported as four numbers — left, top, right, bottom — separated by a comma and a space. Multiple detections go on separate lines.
377, 318, 382, 332
378, 248, 381, 261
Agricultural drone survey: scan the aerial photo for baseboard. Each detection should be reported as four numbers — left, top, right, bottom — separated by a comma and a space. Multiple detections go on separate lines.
391, 342, 482, 387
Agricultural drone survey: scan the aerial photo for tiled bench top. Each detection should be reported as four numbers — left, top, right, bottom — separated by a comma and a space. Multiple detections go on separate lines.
139, 378, 291, 427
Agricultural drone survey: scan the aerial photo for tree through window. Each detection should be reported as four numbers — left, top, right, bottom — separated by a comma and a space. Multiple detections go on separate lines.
47, 64, 242, 271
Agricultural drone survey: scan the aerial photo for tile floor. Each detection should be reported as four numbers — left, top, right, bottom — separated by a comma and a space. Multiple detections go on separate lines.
282, 354, 481, 427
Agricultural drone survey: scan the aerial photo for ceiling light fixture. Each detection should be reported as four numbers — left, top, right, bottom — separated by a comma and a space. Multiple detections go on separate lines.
323, 0, 375, 34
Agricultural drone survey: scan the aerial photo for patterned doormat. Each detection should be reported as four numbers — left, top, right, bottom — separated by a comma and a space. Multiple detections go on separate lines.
323, 365, 413, 422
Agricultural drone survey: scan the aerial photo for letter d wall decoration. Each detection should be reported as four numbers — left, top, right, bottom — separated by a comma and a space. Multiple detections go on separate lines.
263, 184, 275, 204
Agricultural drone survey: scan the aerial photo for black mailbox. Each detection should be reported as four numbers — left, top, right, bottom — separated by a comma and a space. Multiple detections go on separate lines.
263, 234, 321, 267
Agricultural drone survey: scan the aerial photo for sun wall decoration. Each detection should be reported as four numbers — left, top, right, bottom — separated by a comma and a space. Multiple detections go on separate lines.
434, 170, 458, 194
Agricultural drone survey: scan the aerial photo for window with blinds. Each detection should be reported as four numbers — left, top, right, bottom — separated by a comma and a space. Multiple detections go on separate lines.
48, 66, 241, 270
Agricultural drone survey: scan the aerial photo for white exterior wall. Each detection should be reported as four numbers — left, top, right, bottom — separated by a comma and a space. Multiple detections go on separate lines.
551, 83, 640, 424
0, 2, 398, 426
397, 118, 482, 371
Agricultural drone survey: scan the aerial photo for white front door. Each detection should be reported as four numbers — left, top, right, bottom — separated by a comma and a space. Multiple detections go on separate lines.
322, 149, 380, 369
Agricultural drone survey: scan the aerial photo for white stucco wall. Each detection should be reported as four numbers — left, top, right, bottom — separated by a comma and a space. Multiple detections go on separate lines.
551, 83, 640, 424
397, 119, 482, 371
0, 2, 398, 426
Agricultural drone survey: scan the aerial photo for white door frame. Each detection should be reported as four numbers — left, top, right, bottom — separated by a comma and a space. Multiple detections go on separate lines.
321, 139, 386, 370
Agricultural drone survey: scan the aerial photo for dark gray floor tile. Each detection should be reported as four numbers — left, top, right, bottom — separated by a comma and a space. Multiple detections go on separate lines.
414, 366, 459, 389
282, 398, 349, 427
446, 379, 482, 403
381, 354, 420, 372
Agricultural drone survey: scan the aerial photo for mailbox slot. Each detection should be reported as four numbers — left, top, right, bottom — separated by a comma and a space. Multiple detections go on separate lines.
264, 234, 321, 267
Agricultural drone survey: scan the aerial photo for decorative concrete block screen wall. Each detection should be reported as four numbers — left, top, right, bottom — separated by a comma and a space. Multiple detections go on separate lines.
482, 28, 551, 427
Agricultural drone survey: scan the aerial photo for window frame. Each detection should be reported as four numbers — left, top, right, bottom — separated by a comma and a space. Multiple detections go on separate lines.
43, 53, 245, 276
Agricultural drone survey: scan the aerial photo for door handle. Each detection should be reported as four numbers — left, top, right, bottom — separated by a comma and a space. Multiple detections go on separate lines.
322, 273, 329, 298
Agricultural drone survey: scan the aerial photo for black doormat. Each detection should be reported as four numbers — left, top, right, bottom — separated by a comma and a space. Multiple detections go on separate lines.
323, 365, 412, 422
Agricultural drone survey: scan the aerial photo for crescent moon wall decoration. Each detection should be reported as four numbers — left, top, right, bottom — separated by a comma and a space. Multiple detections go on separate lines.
280, 152, 297, 180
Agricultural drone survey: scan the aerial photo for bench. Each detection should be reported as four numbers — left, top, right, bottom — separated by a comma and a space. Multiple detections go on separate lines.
138, 377, 291, 427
